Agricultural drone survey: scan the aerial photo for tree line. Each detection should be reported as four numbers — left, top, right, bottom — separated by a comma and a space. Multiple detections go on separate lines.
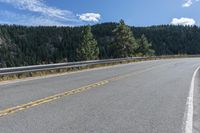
0, 20, 153, 67
0, 20, 199, 67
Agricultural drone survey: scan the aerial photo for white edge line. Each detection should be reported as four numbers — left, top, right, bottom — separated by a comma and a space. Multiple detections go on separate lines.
183, 66, 200, 133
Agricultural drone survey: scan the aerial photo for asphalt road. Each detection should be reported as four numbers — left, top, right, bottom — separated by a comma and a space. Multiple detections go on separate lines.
0, 58, 200, 133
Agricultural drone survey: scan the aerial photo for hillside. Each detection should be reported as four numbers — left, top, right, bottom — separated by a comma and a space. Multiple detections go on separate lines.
0, 23, 200, 67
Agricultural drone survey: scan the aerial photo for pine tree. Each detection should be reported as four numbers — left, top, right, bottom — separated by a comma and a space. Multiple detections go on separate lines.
110, 20, 138, 58
137, 34, 154, 56
76, 26, 99, 61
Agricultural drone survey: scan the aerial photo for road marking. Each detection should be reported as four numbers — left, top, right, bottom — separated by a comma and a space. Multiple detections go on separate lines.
183, 67, 200, 133
0, 64, 167, 118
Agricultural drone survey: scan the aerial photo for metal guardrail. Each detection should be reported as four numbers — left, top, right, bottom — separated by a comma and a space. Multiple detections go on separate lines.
0, 57, 145, 76
0, 55, 199, 76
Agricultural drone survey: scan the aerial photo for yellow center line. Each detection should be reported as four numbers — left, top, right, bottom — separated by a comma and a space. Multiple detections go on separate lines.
0, 65, 162, 118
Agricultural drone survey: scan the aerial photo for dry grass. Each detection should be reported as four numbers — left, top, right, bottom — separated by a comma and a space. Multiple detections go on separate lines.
0, 56, 196, 82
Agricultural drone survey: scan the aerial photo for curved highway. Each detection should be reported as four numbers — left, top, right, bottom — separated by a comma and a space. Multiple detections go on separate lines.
0, 58, 199, 133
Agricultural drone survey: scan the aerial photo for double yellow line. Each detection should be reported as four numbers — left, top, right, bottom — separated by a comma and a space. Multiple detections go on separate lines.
0, 65, 160, 118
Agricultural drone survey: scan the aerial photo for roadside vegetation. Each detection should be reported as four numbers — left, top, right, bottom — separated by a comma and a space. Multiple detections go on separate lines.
0, 19, 199, 68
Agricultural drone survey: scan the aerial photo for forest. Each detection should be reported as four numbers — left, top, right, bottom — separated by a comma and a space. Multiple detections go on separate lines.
0, 20, 200, 68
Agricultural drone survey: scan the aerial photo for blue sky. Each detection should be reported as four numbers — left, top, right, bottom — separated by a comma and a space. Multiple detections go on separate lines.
0, 0, 199, 26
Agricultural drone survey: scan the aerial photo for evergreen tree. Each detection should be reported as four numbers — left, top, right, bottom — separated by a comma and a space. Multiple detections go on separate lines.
110, 20, 138, 58
76, 26, 99, 61
137, 34, 155, 56
2, 23, 200, 68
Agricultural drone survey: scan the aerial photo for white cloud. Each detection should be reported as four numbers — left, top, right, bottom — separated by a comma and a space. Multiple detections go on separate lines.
78, 13, 101, 22
171, 17, 196, 26
0, 0, 77, 22
182, 0, 193, 7
182, 0, 199, 7
0, 0, 102, 25
0, 11, 70, 26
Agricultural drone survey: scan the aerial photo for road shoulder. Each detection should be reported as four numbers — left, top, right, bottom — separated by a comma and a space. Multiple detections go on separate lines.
193, 69, 200, 133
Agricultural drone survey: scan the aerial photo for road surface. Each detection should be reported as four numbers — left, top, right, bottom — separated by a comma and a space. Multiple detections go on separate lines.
0, 58, 199, 133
